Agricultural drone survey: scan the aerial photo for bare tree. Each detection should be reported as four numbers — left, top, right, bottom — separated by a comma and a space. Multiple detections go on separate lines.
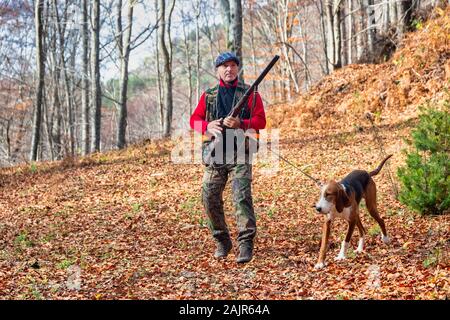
116, 0, 135, 149
52, 0, 75, 157
195, 0, 201, 103
220, 0, 232, 49
229, 0, 243, 71
276, 0, 300, 96
356, 0, 365, 62
366, 0, 376, 57
181, 6, 194, 115
346, 0, 353, 64
154, 0, 164, 135
30, 0, 45, 161
91, 0, 101, 152
81, 0, 90, 156
248, 0, 258, 77
316, 0, 330, 74
158, 0, 175, 137
47, 14, 62, 160
324, 0, 342, 72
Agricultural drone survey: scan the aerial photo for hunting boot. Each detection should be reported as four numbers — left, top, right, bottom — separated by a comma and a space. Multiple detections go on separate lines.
236, 242, 253, 263
214, 238, 233, 259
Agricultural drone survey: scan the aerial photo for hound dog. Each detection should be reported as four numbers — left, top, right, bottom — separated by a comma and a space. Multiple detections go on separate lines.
314, 155, 392, 269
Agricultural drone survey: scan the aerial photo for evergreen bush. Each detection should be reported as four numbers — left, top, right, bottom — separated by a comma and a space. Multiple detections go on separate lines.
397, 100, 449, 215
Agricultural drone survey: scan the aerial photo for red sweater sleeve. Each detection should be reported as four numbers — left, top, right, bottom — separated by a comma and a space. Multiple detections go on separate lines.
190, 92, 208, 134
240, 91, 266, 130
190, 90, 266, 134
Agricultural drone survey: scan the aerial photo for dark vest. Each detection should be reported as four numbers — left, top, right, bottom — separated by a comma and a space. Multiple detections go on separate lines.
204, 81, 251, 124
202, 81, 254, 166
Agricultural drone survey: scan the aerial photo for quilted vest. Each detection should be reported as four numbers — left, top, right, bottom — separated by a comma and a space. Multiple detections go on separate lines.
202, 81, 259, 167
204, 81, 251, 124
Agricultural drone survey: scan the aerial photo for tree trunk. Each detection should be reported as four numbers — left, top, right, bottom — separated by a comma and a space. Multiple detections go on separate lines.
249, 1, 258, 78
195, 0, 200, 104
159, 0, 173, 138
30, 0, 45, 161
325, 0, 341, 71
181, 8, 193, 115
382, 0, 390, 34
366, 0, 376, 56
91, 0, 101, 152
319, 0, 330, 74
52, 0, 75, 157
229, 0, 243, 76
300, 5, 311, 90
341, 2, 347, 66
70, 21, 78, 155
49, 21, 61, 160
389, 0, 398, 28
42, 85, 53, 160
347, 0, 352, 64
116, 0, 134, 149
277, 0, 299, 95
4, 118, 12, 159
356, 0, 365, 61
397, 0, 414, 37
220, 0, 231, 49
51, 62, 62, 160
333, 0, 342, 69
325, 0, 335, 72
81, 0, 90, 155
155, 0, 163, 135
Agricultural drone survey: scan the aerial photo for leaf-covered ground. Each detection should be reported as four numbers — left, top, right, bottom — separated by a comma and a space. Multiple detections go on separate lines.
0, 119, 448, 299
0, 6, 449, 300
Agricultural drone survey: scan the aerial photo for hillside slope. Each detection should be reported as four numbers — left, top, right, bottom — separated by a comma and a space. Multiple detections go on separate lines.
0, 8, 448, 300
267, 7, 450, 134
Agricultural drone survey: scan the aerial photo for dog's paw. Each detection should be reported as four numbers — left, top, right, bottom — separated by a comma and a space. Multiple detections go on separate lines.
314, 262, 325, 269
356, 239, 364, 253
335, 254, 346, 261
381, 235, 391, 244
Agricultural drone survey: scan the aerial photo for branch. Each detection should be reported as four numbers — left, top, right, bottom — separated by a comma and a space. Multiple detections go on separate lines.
130, 18, 161, 51
277, 41, 311, 76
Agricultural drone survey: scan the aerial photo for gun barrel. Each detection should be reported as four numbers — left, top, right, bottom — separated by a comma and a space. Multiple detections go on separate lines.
252, 55, 280, 88
228, 55, 280, 118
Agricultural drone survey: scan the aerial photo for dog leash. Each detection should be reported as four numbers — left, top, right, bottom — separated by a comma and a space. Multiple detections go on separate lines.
240, 86, 322, 187
264, 142, 322, 187
210, 81, 321, 186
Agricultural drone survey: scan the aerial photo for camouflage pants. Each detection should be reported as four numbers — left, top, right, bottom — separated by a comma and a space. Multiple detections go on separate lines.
202, 163, 256, 245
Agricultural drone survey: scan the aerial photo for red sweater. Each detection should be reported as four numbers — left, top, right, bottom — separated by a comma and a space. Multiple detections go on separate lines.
190, 79, 266, 134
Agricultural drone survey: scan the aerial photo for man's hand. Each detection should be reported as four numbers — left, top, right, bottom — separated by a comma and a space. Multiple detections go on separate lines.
206, 119, 223, 138
223, 116, 241, 129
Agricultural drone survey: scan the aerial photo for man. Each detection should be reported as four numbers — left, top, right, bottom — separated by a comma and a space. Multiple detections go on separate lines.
190, 52, 266, 263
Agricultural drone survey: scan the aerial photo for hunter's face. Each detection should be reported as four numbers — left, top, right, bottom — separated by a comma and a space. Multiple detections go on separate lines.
217, 61, 238, 83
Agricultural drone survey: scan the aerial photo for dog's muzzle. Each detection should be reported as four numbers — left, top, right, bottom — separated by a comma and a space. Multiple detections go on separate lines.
315, 204, 331, 214
315, 206, 326, 214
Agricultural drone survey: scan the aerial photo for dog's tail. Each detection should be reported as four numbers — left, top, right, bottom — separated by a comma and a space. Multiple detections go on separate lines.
369, 154, 393, 176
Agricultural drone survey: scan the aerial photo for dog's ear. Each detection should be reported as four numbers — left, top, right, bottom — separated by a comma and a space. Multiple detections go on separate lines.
335, 188, 350, 213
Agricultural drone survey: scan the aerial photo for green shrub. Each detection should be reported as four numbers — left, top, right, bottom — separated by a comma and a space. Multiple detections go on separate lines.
397, 102, 449, 215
